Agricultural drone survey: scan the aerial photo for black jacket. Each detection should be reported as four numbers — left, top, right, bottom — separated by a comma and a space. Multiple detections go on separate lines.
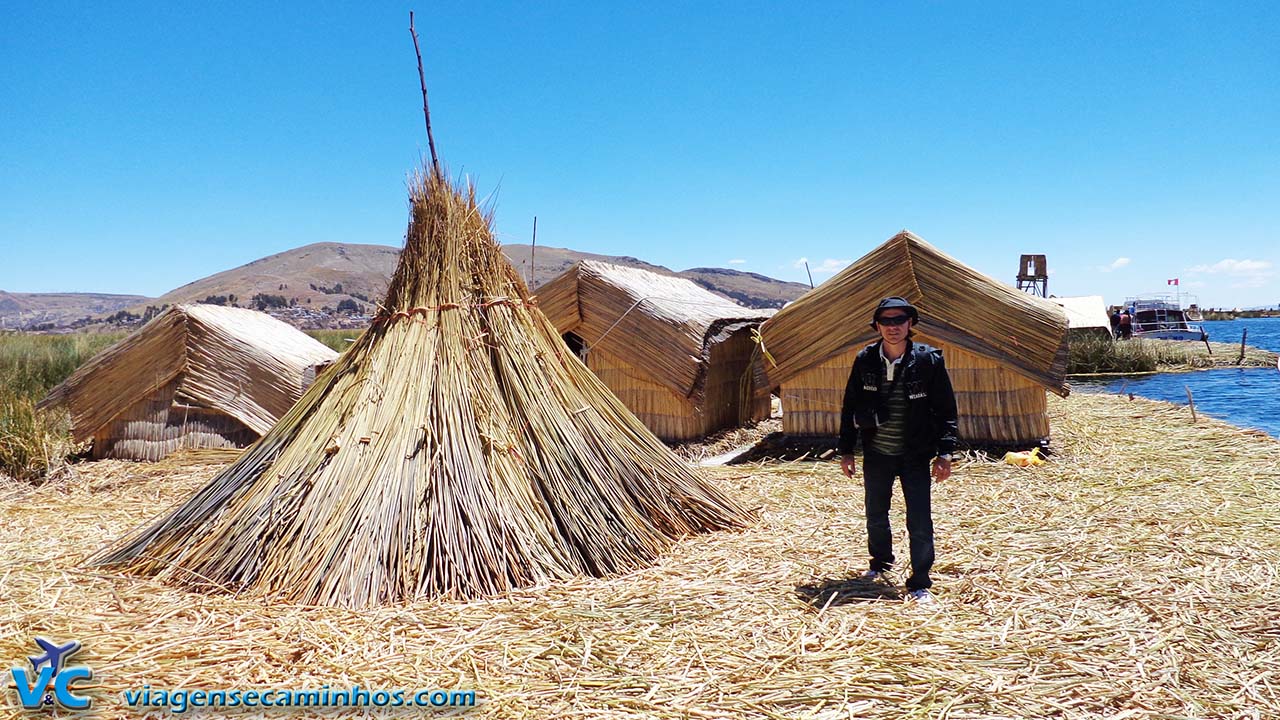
837, 340, 959, 457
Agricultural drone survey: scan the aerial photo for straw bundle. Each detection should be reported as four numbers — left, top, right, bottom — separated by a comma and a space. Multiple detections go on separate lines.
538, 261, 771, 440
38, 305, 337, 460
93, 169, 749, 607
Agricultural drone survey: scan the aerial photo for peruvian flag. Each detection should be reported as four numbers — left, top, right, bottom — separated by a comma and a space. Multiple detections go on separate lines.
1167, 278, 1179, 286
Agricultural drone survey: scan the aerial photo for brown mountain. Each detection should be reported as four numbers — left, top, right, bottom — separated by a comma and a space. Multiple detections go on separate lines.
677, 267, 809, 309
5, 243, 809, 330
148, 242, 400, 312
501, 244, 672, 288
145, 242, 807, 313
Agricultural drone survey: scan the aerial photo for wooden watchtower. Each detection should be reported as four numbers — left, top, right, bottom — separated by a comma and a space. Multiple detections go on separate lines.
1017, 254, 1048, 298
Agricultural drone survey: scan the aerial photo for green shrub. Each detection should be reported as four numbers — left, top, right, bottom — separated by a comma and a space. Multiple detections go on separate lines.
0, 332, 122, 482
0, 385, 74, 482
305, 329, 363, 353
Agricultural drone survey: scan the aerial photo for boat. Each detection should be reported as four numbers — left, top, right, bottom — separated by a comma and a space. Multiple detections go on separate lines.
1124, 294, 1208, 341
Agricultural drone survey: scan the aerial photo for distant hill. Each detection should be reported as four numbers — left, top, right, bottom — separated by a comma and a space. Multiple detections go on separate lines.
4, 242, 810, 331
0, 291, 151, 331
677, 267, 809, 309
142, 242, 809, 314
147, 242, 400, 313
500, 244, 673, 288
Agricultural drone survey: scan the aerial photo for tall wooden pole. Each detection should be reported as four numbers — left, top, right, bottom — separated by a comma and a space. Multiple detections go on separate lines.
409, 12, 440, 175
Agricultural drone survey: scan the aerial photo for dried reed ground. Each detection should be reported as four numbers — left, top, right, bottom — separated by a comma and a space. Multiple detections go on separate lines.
2, 392, 1278, 718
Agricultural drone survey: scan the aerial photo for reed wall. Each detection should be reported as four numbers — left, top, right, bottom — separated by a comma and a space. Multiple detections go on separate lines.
588, 349, 703, 441
92, 377, 258, 461
701, 327, 770, 431
586, 326, 766, 442
779, 334, 1050, 446
780, 348, 855, 437
755, 231, 1070, 398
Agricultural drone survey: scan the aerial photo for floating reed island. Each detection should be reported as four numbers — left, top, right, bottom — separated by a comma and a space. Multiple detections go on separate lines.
1068, 334, 1280, 375
3, 391, 1277, 718
90, 169, 750, 607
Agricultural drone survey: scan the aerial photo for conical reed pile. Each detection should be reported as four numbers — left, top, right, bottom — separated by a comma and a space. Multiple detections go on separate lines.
94, 169, 750, 607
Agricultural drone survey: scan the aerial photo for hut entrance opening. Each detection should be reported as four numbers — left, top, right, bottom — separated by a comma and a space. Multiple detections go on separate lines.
562, 331, 587, 360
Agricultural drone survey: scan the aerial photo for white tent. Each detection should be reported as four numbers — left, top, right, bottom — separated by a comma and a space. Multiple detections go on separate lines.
1050, 296, 1112, 338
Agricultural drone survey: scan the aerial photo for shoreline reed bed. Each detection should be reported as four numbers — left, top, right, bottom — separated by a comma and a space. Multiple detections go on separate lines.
1068, 334, 1278, 375
0, 332, 123, 481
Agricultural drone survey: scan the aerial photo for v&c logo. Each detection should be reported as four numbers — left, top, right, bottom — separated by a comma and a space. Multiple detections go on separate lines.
9, 637, 93, 710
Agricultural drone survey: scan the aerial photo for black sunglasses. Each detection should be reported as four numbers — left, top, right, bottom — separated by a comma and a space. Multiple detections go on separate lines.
876, 315, 911, 326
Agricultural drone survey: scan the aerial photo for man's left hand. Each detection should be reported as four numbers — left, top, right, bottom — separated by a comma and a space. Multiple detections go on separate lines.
932, 457, 952, 482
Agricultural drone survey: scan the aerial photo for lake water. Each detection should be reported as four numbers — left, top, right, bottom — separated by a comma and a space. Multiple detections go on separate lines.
1074, 317, 1280, 437
1201, 317, 1280, 353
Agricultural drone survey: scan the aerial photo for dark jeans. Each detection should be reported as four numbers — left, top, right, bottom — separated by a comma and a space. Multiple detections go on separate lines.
863, 450, 935, 590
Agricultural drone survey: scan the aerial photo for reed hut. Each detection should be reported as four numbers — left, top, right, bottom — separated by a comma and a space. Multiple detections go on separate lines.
95, 169, 749, 607
1050, 295, 1113, 340
537, 261, 772, 441
39, 304, 337, 461
754, 231, 1070, 447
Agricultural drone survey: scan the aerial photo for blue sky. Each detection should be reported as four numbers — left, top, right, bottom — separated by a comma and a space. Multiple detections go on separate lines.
2, 2, 1277, 308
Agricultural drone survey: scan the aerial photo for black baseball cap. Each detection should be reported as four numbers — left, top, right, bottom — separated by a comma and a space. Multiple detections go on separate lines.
870, 296, 920, 328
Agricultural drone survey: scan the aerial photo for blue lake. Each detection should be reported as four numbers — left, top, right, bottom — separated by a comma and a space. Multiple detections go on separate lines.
1201, 317, 1280, 353
1074, 317, 1280, 437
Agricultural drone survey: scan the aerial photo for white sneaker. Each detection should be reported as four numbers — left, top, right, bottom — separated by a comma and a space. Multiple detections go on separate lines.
907, 588, 935, 603
861, 569, 885, 581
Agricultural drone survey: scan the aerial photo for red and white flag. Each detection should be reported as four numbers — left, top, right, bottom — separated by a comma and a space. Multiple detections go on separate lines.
1167, 278, 1179, 286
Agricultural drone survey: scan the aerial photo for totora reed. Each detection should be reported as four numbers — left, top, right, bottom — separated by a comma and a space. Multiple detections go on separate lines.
92, 169, 750, 607
4, 391, 1277, 717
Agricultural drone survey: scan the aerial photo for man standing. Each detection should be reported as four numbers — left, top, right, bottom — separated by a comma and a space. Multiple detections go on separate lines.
1118, 310, 1133, 339
838, 297, 958, 602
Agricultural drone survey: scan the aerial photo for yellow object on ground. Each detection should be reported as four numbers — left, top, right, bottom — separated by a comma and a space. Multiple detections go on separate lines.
1003, 447, 1045, 466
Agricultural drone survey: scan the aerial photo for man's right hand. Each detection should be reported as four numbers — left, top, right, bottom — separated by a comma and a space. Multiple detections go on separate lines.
840, 454, 857, 478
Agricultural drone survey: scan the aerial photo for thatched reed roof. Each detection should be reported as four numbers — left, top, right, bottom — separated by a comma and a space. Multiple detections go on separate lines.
537, 261, 771, 401
1050, 295, 1111, 332
39, 304, 337, 444
95, 170, 749, 607
756, 231, 1070, 396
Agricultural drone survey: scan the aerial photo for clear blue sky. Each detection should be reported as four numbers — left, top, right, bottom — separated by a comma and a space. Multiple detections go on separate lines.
2, 2, 1277, 308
